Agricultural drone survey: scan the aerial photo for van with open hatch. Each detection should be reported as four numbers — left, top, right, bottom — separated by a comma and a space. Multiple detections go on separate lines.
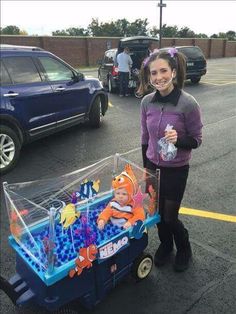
98, 36, 159, 93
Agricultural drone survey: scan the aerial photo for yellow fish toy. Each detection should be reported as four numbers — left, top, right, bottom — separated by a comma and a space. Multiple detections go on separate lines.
60, 203, 80, 229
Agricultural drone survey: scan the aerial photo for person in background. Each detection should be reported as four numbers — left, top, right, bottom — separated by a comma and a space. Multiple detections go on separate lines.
146, 41, 155, 57
140, 48, 203, 272
116, 47, 133, 97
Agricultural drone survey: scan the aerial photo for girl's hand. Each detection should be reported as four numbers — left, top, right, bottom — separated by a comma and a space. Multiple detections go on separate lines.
165, 129, 178, 144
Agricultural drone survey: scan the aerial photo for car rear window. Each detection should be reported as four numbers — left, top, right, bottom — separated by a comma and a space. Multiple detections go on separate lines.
104, 50, 116, 63
3, 57, 42, 84
0, 60, 12, 85
178, 47, 204, 58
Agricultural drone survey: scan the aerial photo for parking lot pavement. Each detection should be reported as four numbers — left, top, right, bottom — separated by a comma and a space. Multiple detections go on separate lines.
200, 57, 236, 86
1, 212, 235, 314
0, 58, 235, 313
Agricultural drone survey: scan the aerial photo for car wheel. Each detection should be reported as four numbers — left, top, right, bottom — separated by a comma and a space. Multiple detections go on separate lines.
89, 97, 102, 128
0, 125, 21, 175
131, 253, 153, 281
191, 77, 201, 84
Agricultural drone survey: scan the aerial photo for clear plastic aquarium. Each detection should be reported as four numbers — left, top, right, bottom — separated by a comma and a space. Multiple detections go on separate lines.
3, 154, 160, 286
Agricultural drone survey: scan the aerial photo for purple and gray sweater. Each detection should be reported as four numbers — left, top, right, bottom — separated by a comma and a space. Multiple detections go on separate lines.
141, 87, 203, 168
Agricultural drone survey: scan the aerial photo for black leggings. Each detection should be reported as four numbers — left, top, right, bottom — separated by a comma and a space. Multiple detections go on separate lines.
146, 161, 190, 250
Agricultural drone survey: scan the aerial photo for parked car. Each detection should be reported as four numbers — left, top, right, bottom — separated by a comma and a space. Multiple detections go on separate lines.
159, 45, 207, 83
0, 44, 108, 174
98, 36, 159, 93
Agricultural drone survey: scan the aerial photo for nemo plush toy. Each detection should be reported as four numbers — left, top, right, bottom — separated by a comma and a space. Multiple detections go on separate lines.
69, 244, 98, 277
97, 164, 145, 230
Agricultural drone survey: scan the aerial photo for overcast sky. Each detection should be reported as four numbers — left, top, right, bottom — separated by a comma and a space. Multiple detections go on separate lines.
1, 0, 235, 36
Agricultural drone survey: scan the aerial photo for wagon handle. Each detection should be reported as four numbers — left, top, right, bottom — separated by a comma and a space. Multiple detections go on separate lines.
0, 275, 18, 304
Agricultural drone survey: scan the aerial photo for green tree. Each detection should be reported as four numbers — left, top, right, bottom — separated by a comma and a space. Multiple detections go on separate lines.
195, 33, 208, 38
149, 26, 159, 37
126, 19, 149, 36
88, 18, 149, 37
52, 29, 68, 36
177, 26, 195, 38
115, 19, 130, 37
0, 25, 20, 35
161, 24, 179, 38
66, 27, 89, 36
210, 33, 218, 38
218, 32, 227, 39
149, 24, 199, 38
52, 27, 89, 36
98, 21, 120, 36
88, 18, 124, 36
216, 31, 236, 40
226, 30, 236, 40
87, 18, 103, 36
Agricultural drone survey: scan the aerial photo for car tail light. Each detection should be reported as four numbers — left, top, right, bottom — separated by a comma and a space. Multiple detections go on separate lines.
111, 66, 119, 76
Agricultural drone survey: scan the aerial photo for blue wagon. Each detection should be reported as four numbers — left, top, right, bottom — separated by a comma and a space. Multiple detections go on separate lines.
1, 154, 160, 311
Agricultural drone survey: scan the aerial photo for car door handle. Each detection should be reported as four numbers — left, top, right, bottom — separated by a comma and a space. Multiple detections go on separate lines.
3, 93, 19, 97
55, 87, 66, 92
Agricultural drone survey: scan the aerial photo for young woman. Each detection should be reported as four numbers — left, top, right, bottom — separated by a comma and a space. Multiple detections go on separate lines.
140, 48, 203, 272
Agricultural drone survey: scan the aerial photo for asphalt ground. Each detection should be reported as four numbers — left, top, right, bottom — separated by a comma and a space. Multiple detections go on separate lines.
0, 58, 235, 314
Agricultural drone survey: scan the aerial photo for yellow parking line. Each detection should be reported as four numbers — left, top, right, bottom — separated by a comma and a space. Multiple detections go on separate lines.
180, 207, 236, 223
201, 81, 236, 86
108, 101, 113, 107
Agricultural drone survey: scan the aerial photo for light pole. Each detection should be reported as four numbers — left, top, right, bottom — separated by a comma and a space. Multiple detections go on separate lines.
158, 0, 166, 48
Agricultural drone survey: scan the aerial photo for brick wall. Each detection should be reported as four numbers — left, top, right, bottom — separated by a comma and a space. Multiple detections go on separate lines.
41, 36, 88, 66
1, 35, 235, 67
225, 41, 236, 57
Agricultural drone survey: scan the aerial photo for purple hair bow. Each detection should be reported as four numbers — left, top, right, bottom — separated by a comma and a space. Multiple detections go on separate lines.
168, 47, 178, 58
143, 57, 150, 67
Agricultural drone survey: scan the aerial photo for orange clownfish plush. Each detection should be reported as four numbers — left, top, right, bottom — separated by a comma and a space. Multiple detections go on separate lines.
69, 244, 98, 277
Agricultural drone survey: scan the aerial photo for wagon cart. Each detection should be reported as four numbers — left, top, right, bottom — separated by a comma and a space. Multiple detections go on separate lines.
1, 154, 160, 311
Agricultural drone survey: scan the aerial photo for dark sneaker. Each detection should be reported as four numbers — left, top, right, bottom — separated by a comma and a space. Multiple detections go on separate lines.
174, 244, 192, 272
154, 244, 173, 267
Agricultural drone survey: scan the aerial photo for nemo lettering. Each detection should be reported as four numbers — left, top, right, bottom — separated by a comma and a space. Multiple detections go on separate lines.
99, 236, 129, 259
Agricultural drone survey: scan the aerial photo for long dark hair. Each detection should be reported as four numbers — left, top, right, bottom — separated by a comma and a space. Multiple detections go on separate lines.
136, 49, 186, 97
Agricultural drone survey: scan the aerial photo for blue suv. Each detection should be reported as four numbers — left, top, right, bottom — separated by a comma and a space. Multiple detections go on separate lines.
0, 45, 108, 174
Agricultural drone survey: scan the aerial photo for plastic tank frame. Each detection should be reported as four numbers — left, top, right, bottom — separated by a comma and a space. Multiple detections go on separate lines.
1, 153, 160, 311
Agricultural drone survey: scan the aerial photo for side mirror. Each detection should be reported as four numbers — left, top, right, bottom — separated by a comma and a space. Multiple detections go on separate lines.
73, 72, 84, 82
77, 72, 84, 80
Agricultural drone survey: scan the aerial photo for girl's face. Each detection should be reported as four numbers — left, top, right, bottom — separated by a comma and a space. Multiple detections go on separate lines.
115, 188, 129, 205
149, 58, 175, 95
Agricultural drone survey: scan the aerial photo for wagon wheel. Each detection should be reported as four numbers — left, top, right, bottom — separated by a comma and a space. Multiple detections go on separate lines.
131, 253, 153, 281
53, 307, 78, 314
